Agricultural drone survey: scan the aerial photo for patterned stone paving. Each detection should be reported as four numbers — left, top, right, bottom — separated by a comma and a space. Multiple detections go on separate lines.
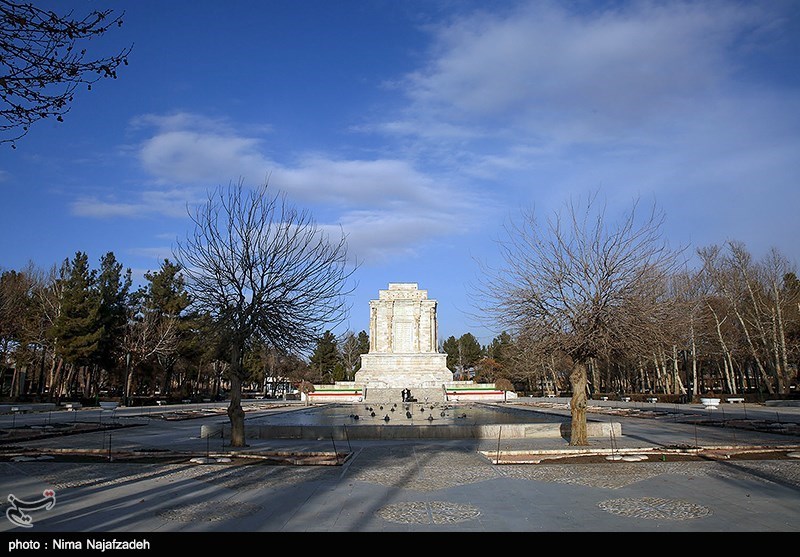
736, 460, 800, 488
376, 501, 481, 524
497, 461, 800, 490
157, 501, 262, 522
2, 452, 798, 498
346, 446, 500, 491
598, 497, 711, 520
1, 462, 181, 490
0, 461, 338, 492
168, 463, 338, 491
498, 462, 665, 489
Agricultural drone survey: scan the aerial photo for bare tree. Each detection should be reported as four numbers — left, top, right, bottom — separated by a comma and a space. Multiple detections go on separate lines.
120, 290, 179, 406
476, 194, 683, 445
338, 331, 364, 381
699, 242, 798, 395
175, 180, 355, 446
1, 0, 132, 146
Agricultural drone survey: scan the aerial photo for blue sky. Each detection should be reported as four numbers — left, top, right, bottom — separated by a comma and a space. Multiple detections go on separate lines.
2, 0, 799, 347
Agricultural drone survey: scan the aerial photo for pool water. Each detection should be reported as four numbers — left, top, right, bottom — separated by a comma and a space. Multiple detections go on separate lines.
253, 402, 558, 426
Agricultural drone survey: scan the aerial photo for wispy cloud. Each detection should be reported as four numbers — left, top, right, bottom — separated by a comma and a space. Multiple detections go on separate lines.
365, 0, 799, 260
397, 1, 772, 142
70, 187, 200, 219
139, 130, 274, 185
71, 198, 145, 218
72, 111, 489, 264
272, 156, 453, 209
323, 208, 465, 265
69, 2, 797, 270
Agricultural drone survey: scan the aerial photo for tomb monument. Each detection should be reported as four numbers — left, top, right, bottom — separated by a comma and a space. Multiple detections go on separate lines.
354, 282, 453, 389
305, 282, 514, 403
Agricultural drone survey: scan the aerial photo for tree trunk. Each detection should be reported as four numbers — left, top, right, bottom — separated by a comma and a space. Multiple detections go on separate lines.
638, 359, 649, 394
227, 372, 246, 447
722, 357, 734, 395
690, 325, 698, 397
195, 361, 204, 397
227, 343, 247, 447
770, 307, 787, 395
588, 357, 599, 397
125, 363, 135, 406
732, 307, 775, 394
50, 357, 63, 402
9, 368, 18, 399
569, 361, 588, 446
654, 349, 670, 394
37, 348, 47, 396
161, 360, 175, 396
61, 363, 76, 399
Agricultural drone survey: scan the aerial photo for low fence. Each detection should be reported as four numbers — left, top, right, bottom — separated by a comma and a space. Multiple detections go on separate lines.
200, 420, 619, 441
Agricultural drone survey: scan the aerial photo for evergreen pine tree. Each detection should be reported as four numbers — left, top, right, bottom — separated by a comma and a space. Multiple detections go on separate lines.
309, 330, 340, 384
143, 259, 192, 394
50, 252, 101, 369
355, 330, 370, 370
95, 252, 131, 372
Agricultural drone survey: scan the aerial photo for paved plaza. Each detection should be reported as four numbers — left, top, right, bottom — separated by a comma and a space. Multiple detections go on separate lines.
1, 398, 799, 534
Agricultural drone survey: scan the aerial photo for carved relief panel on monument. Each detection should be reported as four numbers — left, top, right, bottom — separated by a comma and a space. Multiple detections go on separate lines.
391, 300, 415, 353
367, 283, 442, 355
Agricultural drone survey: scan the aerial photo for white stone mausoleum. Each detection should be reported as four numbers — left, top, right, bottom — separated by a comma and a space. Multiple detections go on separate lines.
355, 282, 453, 388
304, 283, 515, 403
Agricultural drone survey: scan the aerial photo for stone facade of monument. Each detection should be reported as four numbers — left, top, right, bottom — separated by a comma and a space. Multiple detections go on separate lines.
305, 282, 516, 403
354, 283, 454, 389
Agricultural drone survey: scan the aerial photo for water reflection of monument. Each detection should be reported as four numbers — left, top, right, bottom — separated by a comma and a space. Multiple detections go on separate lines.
305, 282, 515, 403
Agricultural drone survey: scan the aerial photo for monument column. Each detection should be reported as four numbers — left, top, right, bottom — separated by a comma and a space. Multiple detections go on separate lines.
432, 305, 439, 352
386, 301, 394, 353
413, 303, 421, 352
369, 303, 377, 352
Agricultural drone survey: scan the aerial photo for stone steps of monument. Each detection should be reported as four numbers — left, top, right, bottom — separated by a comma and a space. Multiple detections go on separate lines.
365, 387, 445, 403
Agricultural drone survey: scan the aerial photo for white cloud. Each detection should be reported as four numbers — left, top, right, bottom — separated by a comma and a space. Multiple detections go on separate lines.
71, 198, 145, 218
396, 1, 773, 143
77, 1, 796, 271
130, 112, 270, 136
132, 114, 466, 212
70, 187, 200, 219
139, 131, 274, 185
322, 209, 462, 265
73, 112, 489, 264
272, 157, 452, 209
